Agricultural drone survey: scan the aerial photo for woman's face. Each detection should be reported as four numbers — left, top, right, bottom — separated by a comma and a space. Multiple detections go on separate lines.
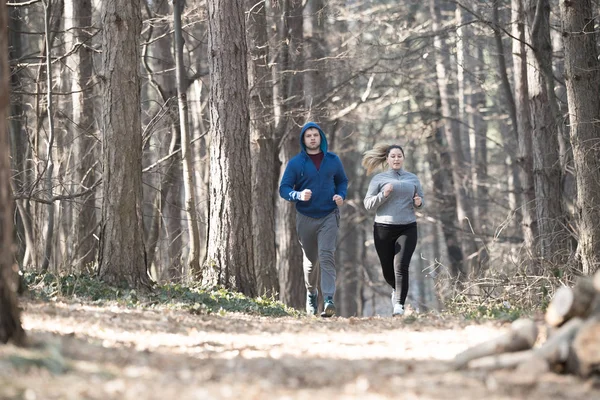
386, 148, 404, 170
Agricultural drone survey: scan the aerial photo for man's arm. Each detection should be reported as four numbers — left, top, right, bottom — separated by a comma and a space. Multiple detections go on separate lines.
334, 157, 348, 199
279, 163, 300, 202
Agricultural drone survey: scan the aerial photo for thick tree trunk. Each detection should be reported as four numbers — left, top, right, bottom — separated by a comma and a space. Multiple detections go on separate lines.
511, 0, 538, 271
205, 0, 256, 296
525, 0, 571, 266
0, 0, 25, 345
560, 0, 600, 275
247, 0, 279, 296
98, 0, 151, 288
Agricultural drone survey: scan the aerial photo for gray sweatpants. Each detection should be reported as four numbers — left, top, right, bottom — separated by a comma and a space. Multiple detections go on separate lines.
296, 209, 340, 299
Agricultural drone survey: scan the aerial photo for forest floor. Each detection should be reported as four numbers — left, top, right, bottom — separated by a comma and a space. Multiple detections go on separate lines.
1, 298, 599, 400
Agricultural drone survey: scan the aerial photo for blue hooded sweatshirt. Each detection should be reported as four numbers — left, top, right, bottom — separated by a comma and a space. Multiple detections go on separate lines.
279, 122, 349, 218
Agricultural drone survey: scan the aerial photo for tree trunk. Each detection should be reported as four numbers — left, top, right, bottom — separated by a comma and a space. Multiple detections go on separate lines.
337, 148, 361, 317
472, 44, 489, 272
98, 0, 151, 288
8, 6, 30, 269
140, 0, 184, 281
511, 0, 538, 271
425, 110, 465, 285
247, 0, 279, 296
455, 3, 472, 171
525, 0, 571, 267
275, 0, 305, 309
429, 0, 479, 277
0, 0, 25, 345
303, 0, 327, 124
492, 1, 521, 237
41, 0, 57, 273
173, 0, 201, 278
66, 0, 98, 270
205, 0, 256, 296
559, 0, 600, 275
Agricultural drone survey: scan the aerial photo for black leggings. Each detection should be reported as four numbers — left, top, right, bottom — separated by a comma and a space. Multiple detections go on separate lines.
373, 222, 418, 305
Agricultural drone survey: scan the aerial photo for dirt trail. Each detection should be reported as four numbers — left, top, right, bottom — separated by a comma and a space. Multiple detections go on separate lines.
1, 300, 598, 399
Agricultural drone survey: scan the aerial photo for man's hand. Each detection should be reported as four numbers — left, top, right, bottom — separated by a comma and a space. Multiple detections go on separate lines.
299, 189, 312, 201
333, 194, 344, 206
383, 183, 393, 198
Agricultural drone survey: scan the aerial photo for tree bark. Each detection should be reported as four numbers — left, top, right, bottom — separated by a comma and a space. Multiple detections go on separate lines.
525, 0, 571, 266
559, 0, 600, 275
205, 0, 256, 296
0, 0, 25, 345
7, 6, 31, 269
98, 0, 151, 288
173, 0, 201, 278
275, 0, 305, 309
247, 0, 279, 296
303, 0, 327, 124
41, 0, 57, 272
337, 149, 361, 317
511, 0, 538, 271
66, 0, 98, 270
492, 0, 521, 237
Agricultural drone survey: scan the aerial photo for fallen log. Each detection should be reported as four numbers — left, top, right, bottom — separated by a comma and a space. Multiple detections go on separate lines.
468, 349, 534, 370
453, 318, 538, 369
567, 317, 600, 377
545, 277, 596, 327
462, 317, 583, 371
536, 317, 583, 365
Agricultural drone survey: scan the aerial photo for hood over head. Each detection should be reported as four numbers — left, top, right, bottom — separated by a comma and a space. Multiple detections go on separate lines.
300, 122, 328, 154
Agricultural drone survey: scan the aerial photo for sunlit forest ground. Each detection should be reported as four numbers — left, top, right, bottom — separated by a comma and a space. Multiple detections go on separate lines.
1, 274, 599, 400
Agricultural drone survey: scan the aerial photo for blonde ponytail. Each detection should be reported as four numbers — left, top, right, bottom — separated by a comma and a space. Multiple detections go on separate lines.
362, 144, 405, 175
362, 144, 391, 175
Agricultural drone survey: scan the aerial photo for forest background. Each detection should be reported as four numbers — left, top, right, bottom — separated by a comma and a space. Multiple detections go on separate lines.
1, 0, 600, 321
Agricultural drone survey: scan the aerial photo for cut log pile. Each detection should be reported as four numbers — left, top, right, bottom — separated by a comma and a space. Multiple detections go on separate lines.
453, 270, 600, 378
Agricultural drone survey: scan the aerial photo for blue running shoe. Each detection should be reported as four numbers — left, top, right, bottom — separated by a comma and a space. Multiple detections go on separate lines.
306, 291, 318, 316
321, 296, 336, 318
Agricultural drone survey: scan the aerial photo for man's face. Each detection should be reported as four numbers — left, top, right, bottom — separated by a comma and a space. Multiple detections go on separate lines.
303, 128, 321, 152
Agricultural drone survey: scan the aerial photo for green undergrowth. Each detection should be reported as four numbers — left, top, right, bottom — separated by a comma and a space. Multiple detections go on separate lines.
22, 272, 300, 318
443, 295, 535, 322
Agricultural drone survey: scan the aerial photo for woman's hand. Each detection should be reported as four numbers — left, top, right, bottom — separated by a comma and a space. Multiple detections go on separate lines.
413, 193, 422, 207
383, 183, 393, 198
